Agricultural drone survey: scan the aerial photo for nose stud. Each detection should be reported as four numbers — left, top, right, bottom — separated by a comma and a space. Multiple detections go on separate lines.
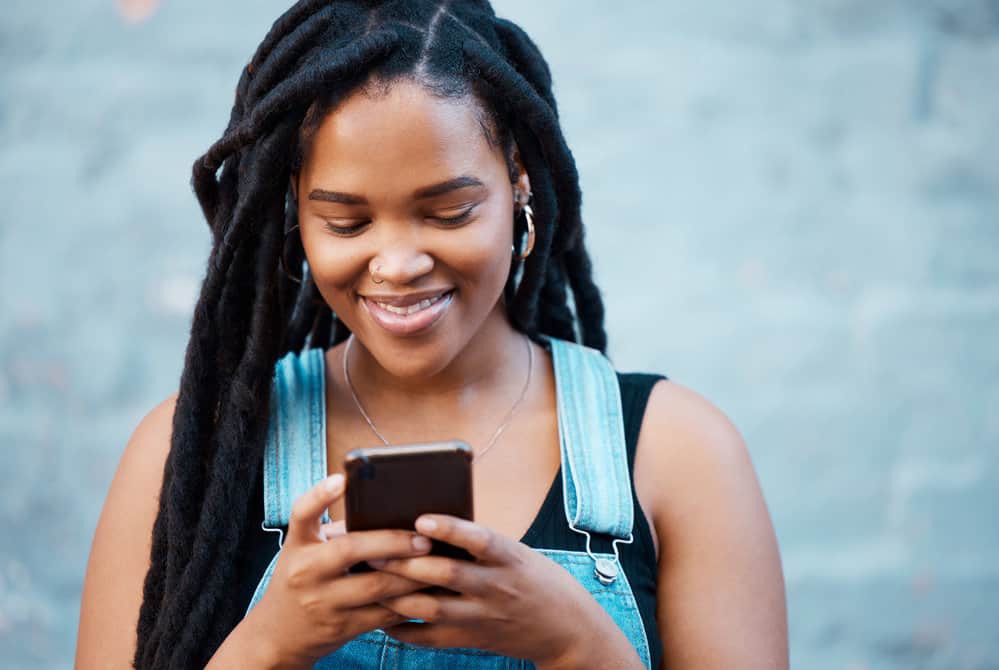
371, 262, 384, 284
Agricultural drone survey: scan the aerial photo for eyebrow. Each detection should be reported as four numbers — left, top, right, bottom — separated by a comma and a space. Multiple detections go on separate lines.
308, 175, 485, 205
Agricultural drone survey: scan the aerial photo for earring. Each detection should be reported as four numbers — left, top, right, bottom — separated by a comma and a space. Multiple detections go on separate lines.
517, 204, 535, 262
280, 224, 304, 284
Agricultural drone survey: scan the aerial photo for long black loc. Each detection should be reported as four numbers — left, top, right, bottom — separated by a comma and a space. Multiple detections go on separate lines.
135, 2, 608, 668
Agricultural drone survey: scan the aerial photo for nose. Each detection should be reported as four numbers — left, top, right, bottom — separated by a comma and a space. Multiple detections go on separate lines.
368, 244, 434, 286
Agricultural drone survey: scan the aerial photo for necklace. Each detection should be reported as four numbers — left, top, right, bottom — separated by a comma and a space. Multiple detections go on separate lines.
342, 334, 534, 464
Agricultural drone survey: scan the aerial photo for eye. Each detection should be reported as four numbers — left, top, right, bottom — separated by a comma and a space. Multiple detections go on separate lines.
431, 206, 476, 226
323, 220, 369, 236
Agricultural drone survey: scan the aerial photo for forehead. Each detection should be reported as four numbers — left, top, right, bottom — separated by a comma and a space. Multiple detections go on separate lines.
300, 78, 503, 194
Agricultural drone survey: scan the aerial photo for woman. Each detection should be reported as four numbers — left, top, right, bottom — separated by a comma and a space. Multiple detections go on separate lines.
77, 1, 788, 668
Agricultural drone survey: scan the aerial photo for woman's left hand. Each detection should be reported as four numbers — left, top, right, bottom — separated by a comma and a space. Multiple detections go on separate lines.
370, 514, 642, 669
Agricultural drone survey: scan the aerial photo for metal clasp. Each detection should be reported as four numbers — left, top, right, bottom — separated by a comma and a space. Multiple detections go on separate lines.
569, 523, 634, 586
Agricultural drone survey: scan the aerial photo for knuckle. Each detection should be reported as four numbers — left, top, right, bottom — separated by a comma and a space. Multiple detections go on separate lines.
284, 556, 311, 590
421, 597, 443, 623
300, 591, 325, 617
327, 537, 353, 567
507, 545, 528, 568
470, 528, 493, 556
493, 574, 522, 600
440, 559, 461, 585
375, 572, 403, 599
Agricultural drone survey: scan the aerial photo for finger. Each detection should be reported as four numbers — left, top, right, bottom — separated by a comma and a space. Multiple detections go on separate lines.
314, 529, 433, 576
325, 571, 431, 609
371, 555, 488, 595
338, 604, 409, 638
286, 474, 345, 546
414, 515, 515, 563
379, 592, 481, 624
385, 622, 469, 649
319, 519, 346, 542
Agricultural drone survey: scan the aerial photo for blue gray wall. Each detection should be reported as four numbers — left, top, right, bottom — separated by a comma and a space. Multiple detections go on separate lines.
1, 1, 996, 668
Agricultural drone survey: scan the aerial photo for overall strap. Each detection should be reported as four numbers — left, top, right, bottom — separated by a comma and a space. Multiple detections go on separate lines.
262, 348, 330, 536
548, 337, 634, 540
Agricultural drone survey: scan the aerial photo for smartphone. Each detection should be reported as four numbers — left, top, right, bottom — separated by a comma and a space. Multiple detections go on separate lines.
344, 440, 475, 573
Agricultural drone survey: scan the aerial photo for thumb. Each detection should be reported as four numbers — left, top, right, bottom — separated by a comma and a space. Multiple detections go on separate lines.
286, 473, 345, 545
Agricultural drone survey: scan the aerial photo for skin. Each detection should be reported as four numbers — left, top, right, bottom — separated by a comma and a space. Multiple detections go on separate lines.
76, 76, 788, 669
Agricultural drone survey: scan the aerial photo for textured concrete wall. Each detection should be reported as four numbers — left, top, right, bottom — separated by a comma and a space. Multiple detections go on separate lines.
1, 1, 996, 668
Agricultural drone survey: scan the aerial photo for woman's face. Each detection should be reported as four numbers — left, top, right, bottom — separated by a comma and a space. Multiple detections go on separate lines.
294, 77, 530, 378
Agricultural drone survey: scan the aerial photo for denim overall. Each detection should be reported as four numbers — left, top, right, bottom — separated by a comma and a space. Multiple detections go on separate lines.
244, 337, 653, 669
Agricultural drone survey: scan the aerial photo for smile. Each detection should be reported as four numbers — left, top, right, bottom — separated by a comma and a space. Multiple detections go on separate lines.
359, 289, 455, 336
374, 292, 449, 315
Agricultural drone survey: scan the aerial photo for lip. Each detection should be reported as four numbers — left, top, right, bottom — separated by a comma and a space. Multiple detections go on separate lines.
360, 289, 454, 336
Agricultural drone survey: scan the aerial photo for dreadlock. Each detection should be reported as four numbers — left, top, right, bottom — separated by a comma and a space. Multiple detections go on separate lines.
135, 1, 608, 667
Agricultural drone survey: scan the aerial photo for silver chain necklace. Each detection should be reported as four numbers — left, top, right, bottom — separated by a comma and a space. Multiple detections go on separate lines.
342, 334, 534, 464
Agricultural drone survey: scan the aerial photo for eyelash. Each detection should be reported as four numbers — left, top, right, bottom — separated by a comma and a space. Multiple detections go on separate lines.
323, 221, 367, 236
322, 207, 475, 236
434, 207, 475, 225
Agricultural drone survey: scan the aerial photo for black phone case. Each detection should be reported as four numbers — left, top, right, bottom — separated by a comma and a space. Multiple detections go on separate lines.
344, 441, 475, 574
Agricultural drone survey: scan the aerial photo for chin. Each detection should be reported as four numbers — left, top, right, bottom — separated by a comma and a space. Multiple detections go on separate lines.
363, 330, 462, 379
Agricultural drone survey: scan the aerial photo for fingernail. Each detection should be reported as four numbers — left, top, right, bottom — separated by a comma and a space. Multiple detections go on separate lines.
412, 535, 431, 552
415, 517, 437, 533
324, 474, 344, 493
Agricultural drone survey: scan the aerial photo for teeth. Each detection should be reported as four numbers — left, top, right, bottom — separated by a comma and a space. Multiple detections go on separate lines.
375, 293, 446, 316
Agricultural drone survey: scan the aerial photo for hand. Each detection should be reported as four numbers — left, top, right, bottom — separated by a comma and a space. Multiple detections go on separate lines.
245, 474, 435, 669
370, 515, 641, 669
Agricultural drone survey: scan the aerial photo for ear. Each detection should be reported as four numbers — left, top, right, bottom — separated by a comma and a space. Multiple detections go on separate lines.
510, 142, 532, 207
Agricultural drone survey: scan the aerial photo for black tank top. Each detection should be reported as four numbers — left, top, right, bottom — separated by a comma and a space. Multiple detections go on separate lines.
233, 371, 666, 668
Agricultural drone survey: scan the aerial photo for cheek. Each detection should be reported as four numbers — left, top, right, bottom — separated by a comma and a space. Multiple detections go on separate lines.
443, 221, 513, 293
450, 195, 516, 283
301, 235, 366, 306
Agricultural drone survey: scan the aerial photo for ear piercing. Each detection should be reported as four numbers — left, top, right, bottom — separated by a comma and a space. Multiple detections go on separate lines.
280, 223, 303, 284
517, 204, 535, 261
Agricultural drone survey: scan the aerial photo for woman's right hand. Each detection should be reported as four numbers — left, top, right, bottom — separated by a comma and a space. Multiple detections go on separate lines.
244, 473, 433, 669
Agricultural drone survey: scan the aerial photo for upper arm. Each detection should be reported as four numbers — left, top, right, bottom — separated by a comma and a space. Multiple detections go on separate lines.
634, 381, 788, 670
76, 392, 178, 669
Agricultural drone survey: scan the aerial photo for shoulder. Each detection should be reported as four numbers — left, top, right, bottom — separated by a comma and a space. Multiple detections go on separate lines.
107, 391, 179, 496
100, 388, 179, 532
634, 379, 759, 524
77, 391, 178, 667
133, 391, 180, 448
639, 379, 750, 475
633, 380, 789, 667
122, 391, 179, 481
